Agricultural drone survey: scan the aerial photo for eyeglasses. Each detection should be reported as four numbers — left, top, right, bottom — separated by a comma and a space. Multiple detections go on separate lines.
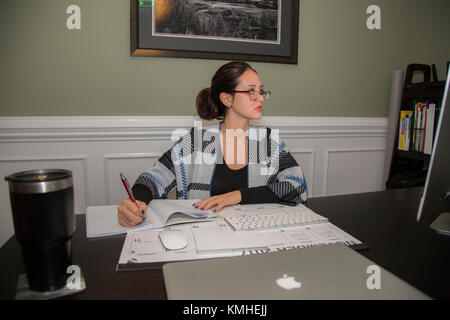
231, 89, 271, 101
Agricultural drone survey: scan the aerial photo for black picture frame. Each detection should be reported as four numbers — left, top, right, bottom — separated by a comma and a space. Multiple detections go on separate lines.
131, 0, 299, 64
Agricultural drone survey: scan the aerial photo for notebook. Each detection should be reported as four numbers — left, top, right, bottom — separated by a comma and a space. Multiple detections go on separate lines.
163, 243, 430, 300
86, 199, 217, 238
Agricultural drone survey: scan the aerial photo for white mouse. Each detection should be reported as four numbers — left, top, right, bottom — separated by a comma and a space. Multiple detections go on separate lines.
158, 230, 188, 250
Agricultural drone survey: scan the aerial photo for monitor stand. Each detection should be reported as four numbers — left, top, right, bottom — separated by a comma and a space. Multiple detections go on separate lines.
430, 212, 450, 236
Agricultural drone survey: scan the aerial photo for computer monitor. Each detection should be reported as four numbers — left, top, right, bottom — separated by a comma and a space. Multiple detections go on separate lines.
417, 67, 450, 235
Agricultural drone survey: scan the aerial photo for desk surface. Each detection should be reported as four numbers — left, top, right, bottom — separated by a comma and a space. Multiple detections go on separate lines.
1, 187, 449, 299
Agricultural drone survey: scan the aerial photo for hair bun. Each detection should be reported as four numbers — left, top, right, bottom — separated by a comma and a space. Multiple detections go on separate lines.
196, 87, 224, 120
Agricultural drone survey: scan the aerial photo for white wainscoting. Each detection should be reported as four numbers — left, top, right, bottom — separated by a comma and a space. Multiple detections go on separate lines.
0, 116, 387, 246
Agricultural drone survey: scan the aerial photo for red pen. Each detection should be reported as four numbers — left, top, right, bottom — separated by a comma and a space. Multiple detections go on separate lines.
120, 173, 144, 216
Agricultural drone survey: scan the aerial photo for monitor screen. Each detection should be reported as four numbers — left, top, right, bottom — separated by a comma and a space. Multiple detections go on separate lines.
417, 67, 450, 235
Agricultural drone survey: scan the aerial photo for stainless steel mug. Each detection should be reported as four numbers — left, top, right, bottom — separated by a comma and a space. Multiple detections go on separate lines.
5, 169, 75, 292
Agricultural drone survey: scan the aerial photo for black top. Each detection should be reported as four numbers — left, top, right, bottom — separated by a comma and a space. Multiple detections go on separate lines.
132, 156, 280, 204
211, 156, 280, 204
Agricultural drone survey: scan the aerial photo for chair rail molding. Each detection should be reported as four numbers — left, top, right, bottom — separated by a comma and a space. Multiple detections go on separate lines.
0, 116, 387, 142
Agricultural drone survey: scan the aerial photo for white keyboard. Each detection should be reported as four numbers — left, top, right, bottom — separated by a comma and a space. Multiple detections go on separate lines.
224, 205, 328, 231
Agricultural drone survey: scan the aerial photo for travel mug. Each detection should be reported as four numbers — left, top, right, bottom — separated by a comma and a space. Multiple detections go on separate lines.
5, 169, 75, 292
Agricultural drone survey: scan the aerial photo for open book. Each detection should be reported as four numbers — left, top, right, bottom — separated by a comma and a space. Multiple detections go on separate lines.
86, 199, 217, 238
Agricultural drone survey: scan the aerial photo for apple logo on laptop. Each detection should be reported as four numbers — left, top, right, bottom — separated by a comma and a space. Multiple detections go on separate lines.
276, 274, 301, 290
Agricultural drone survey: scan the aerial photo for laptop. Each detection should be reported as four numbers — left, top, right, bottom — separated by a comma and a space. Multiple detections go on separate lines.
163, 243, 430, 300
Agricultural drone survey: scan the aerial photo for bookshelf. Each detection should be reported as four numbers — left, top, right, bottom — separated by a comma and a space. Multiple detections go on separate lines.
386, 63, 446, 189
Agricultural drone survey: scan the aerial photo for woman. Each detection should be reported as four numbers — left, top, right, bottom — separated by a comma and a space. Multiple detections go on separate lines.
117, 61, 307, 227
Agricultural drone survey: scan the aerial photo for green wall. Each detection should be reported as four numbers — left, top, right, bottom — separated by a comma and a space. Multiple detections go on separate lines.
1, 0, 449, 117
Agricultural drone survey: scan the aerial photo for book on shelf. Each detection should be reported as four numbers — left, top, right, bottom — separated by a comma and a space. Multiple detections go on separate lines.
423, 103, 436, 154
398, 101, 439, 154
398, 110, 412, 151
413, 102, 425, 152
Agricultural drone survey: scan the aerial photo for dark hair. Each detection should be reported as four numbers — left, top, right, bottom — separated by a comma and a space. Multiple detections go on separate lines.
196, 61, 256, 120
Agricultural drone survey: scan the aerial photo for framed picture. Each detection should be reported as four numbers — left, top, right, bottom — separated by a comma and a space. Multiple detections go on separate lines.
131, 0, 299, 64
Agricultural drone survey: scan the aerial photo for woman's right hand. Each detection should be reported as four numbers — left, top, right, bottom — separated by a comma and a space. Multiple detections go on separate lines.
117, 199, 148, 227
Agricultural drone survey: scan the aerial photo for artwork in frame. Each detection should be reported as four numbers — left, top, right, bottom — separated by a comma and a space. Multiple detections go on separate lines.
131, 0, 299, 64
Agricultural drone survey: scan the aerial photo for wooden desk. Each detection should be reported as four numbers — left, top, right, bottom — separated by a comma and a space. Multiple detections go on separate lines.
1, 187, 449, 299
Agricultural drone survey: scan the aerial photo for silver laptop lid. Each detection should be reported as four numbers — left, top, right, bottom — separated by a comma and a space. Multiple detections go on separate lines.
163, 243, 430, 300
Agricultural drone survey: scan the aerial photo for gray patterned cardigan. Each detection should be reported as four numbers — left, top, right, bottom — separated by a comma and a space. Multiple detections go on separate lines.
133, 122, 308, 205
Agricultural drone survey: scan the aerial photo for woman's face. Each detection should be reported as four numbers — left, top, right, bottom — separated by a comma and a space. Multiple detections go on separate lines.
223, 69, 265, 121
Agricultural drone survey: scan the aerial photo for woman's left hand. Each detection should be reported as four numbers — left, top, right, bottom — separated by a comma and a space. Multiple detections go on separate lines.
193, 191, 242, 213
